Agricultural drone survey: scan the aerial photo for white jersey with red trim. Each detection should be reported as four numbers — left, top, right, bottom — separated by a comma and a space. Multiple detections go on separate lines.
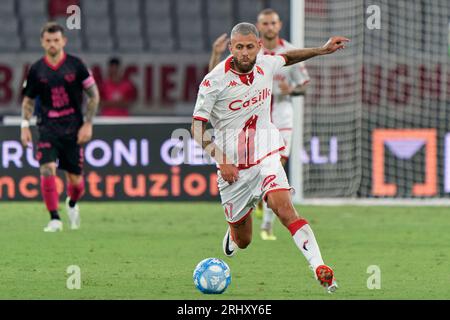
193, 54, 287, 169
261, 39, 310, 101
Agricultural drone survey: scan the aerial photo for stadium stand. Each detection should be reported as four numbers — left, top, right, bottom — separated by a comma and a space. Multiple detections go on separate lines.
112, 0, 144, 52
144, 0, 174, 52
0, 0, 15, 17
206, 0, 234, 45
0, 15, 21, 52
175, 0, 205, 52
0, 0, 286, 53
237, 0, 265, 23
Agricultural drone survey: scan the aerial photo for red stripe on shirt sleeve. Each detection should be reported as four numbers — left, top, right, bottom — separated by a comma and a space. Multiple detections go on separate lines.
193, 116, 208, 122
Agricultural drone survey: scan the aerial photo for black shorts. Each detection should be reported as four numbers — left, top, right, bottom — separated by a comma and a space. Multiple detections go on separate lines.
36, 134, 84, 175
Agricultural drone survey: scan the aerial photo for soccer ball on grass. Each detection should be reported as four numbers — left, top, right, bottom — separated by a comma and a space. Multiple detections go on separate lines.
193, 258, 231, 294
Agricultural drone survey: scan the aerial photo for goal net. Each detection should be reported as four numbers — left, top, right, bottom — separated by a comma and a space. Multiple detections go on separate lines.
299, 0, 449, 198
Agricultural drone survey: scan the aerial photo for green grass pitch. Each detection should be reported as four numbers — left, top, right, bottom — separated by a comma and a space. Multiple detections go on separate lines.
0, 202, 449, 299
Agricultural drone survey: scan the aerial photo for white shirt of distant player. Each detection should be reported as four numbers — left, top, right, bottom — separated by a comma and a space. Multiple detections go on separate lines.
261, 39, 310, 100
193, 54, 287, 168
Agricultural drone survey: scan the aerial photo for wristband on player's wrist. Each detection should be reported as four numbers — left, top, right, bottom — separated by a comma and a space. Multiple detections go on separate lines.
290, 86, 306, 96
290, 91, 305, 96
21, 120, 30, 128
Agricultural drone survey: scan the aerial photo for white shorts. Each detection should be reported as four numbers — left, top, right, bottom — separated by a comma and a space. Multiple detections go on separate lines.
217, 153, 293, 224
278, 129, 292, 159
271, 100, 293, 159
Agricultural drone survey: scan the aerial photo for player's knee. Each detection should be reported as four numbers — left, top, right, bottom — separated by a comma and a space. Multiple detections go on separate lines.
268, 197, 290, 214
40, 165, 55, 177
67, 174, 82, 185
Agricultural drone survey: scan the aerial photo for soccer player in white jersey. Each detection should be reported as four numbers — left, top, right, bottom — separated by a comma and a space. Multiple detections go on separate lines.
192, 22, 348, 293
209, 9, 311, 241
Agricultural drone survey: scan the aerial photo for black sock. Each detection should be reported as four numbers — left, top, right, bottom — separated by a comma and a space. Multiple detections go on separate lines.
69, 199, 76, 208
50, 210, 60, 220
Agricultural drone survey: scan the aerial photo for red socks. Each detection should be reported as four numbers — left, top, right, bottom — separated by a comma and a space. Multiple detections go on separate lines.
67, 177, 85, 202
40, 176, 59, 212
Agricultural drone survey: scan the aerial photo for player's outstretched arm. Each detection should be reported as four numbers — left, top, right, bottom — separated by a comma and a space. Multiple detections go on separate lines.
208, 33, 228, 72
77, 84, 100, 145
191, 119, 239, 183
20, 96, 35, 147
282, 36, 350, 66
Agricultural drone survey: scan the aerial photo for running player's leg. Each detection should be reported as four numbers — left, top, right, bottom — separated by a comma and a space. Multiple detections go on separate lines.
40, 162, 63, 232
59, 139, 85, 229
40, 162, 59, 219
223, 206, 254, 257
65, 172, 84, 207
37, 136, 62, 231
265, 189, 337, 292
64, 172, 84, 230
260, 130, 291, 239
229, 210, 253, 249
265, 190, 323, 266
219, 168, 255, 256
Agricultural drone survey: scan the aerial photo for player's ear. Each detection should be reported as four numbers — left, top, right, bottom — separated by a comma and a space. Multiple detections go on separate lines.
62, 36, 68, 47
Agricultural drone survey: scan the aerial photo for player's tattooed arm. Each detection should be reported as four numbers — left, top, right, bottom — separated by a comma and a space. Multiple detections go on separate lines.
77, 84, 100, 145
84, 84, 100, 123
282, 36, 350, 66
21, 96, 35, 121
20, 96, 35, 147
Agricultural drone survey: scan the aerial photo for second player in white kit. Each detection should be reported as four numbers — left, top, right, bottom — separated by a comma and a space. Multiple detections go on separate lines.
263, 39, 310, 160
260, 38, 311, 239
192, 22, 349, 293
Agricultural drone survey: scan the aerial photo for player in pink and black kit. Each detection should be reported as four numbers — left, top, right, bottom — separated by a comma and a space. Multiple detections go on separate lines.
20, 22, 100, 232
193, 22, 348, 292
